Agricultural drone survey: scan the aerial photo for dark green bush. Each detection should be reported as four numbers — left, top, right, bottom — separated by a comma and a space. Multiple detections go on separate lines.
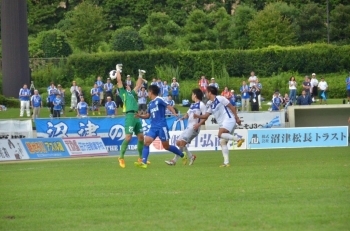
0, 95, 20, 108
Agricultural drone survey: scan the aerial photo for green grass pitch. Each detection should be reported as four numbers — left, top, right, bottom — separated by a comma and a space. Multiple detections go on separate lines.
0, 147, 349, 231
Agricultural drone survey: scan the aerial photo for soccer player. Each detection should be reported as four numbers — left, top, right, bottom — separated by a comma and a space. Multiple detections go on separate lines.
134, 85, 187, 169
76, 96, 88, 117
165, 88, 207, 166
105, 96, 117, 117
194, 86, 244, 167
112, 65, 147, 168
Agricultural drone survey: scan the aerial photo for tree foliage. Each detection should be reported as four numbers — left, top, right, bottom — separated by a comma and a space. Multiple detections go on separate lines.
330, 4, 350, 44
248, 4, 297, 48
298, 3, 326, 43
63, 2, 107, 53
231, 5, 256, 49
110, 26, 144, 51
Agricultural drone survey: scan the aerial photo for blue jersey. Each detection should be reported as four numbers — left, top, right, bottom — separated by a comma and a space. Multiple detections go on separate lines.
272, 97, 282, 111
77, 101, 88, 115
171, 83, 179, 95
48, 87, 58, 102
162, 85, 170, 97
105, 101, 117, 115
91, 88, 100, 101
104, 83, 113, 92
240, 85, 250, 99
346, 77, 350, 90
19, 88, 31, 101
147, 97, 169, 128
77, 102, 88, 115
96, 80, 104, 93
31, 95, 42, 107
53, 98, 62, 110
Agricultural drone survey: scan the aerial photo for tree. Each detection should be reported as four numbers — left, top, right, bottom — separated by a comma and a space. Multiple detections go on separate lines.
330, 4, 350, 44
209, 7, 233, 49
110, 26, 144, 51
247, 4, 297, 48
64, 2, 107, 52
183, 9, 217, 51
298, 3, 326, 43
231, 5, 256, 49
139, 12, 181, 49
38, 29, 72, 58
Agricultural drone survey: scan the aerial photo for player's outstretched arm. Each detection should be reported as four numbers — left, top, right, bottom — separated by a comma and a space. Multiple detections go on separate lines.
116, 70, 123, 89
193, 112, 210, 120
133, 69, 146, 92
166, 105, 178, 117
136, 112, 150, 119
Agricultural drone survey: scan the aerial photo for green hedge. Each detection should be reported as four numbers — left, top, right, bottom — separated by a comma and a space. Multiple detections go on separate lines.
0, 95, 20, 108
67, 44, 350, 79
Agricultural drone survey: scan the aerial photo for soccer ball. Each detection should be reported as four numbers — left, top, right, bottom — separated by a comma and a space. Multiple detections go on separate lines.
109, 70, 117, 79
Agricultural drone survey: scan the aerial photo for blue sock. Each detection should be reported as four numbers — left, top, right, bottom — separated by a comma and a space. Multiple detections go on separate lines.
142, 145, 150, 164
168, 145, 184, 157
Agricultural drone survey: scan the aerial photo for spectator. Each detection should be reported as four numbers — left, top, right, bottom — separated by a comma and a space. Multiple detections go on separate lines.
297, 90, 312, 105
104, 77, 114, 101
19, 84, 31, 117
240, 81, 250, 112
150, 78, 157, 86
53, 93, 62, 118
57, 84, 65, 116
283, 93, 290, 108
256, 78, 262, 109
198, 76, 209, 94
78, 86, 84, 102
156, 78, 163, 95
69, 81, 79, 112
95, 76, 104, 106
138, 87, 148, 114
171, 78, 180, 104
231, 90, 236, 105
125, 75, 134, 89
249, 85, 260, 111
105, 96, 117, 117
91, 83, 100, 115
289, 76, 297, 105
318, 77, 328, 105
221, 87, 233, 104
47, 82, 58, 117
209, 78, 219, 89
76, 96, 88, 117
346, 73, 350, 104
30, 89, 42, 120
248, 71, 257, 88
302, 76, 311, 96
162, 81, 170, 97
310, 73, 319, 102
271, 91, 282, 111
165, 95, 175, 116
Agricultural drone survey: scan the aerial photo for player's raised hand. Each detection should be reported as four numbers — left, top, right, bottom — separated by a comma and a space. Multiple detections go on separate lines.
116, 64, 123, 73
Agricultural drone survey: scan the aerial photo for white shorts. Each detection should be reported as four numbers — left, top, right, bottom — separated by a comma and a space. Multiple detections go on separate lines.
178, 128, 199, 144
219, 119, 236, 134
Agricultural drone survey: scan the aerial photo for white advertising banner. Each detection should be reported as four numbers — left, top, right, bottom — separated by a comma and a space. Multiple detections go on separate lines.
149, 129, 248, 153
0, 139, 29, 161
0, 120, 34, 139
205, 111, 285, 130
62, 137, 108, 156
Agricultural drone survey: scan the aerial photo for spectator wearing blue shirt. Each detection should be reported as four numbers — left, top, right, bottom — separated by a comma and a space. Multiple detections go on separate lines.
240, 81, 250, 112
19, 84, 31, 117
134, 85, 186, 169
297, 90, 312, 106
95, 76, 104, 106
271, 92, 282, 111
105, 96, 117, 117
171, 78, 180, 104
156, 78, 163, 96
150, 78, 157, 86
162, 81, 170, 97
138, 87, 148, 114
53, 94, 62, 118
104, 78, 114, 101
91, 83, 100, 116
346, 74, 350, 104
30, 90, 42, 119
76, 96, 88, 117
165, 95, 175, 116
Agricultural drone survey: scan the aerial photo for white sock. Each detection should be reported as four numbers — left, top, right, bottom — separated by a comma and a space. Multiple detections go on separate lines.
221, 144, 229, 164
173, 147, 183, 162
183, 146, 192, 159
220, 133, 240, 141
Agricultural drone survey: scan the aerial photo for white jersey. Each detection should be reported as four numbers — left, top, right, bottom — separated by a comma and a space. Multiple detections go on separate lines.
206, 96, 234, 125
310, 78, 318, 88
186, 101, 206, 129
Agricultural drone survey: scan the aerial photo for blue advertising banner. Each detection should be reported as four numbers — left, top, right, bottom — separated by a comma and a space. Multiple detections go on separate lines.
35, 116, 187, 152
21, 138, 70, 159
247, 126, 348, 149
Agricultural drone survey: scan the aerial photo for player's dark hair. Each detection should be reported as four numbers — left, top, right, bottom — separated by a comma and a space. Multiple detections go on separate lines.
192, 88, 203, 101
148, 84, 160, 95
207, 86, 218, 96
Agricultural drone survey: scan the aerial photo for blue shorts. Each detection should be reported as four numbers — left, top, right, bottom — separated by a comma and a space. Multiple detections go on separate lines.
145, 126, 170, 141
